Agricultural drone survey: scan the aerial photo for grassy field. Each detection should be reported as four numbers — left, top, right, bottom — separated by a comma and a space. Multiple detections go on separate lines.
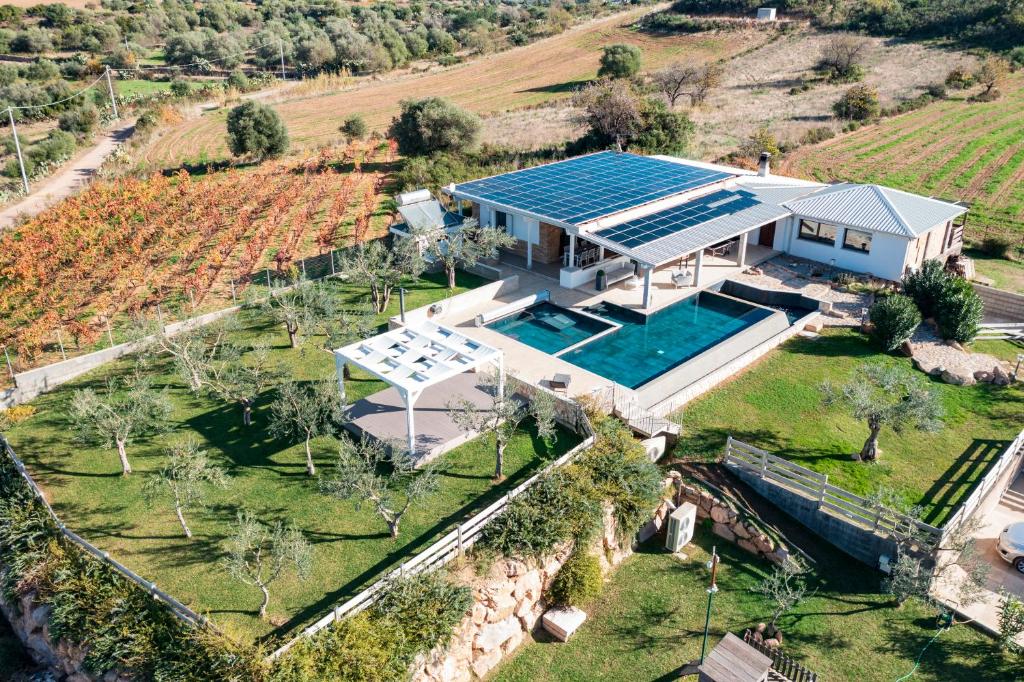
494, 527, 1021, 681
139, 6, 773, 168
114, 79, 191, 97
964, 248, 1024, 292
672, 329, 1024, 525
1, 270, 580, 643
786, 76, 1024, 240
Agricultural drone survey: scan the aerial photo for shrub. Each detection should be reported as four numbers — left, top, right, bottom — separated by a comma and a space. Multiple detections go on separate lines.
597, 44, 642, 79
833, 84, 880, 120
58, 104, 99, 138
901, 259, 947, 319
800, 126, 836, 145
548, 550, 602, 606
869, 294, 921, 352
25, 58, 59, 82
934, 277, 983, 343
135, 110, 159, 135
340, 114, 368, 141
371, 570, 473, 662
388, 97, 481, 156
925, 82, 947, 99
169, 79, 191, 97
976, 235, 1013, 259
226, 101, 289, 159
945, 67, 974, 90
226, 69, 249, 91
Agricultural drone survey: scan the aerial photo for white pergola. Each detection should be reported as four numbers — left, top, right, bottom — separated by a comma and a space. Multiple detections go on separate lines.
334, 321, 504, 455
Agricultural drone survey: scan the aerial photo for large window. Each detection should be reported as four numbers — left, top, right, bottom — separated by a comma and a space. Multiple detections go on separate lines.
843, 228, 872, 253
798, 219, 837, 245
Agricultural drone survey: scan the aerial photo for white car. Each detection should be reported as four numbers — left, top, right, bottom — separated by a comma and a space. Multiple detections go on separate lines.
997, 522, 1024, 573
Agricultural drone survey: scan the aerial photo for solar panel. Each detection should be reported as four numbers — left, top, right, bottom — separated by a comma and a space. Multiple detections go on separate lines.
453, 152, 734, 225
592, 189, 762, 248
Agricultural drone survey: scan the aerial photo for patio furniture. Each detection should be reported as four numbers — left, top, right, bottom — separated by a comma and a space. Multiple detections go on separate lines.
704, 240, 735, 258
671, 269, 693, 288
603, 264, 635, 288
623, 275, 641, 290
549, 373, 571, 393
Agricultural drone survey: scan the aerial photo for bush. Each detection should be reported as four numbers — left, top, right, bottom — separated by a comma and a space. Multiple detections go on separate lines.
597, 44, 642, 79
58, 104, 99, 138
799, 126, 836, 145
340, 114, 368, 140
833, 84, 880, 120
902, 259, 949, 319
388, 97, 481, 156
169, 79, 191, 97
226, 101, 289, 160
548, 550, 602, 606
869, 294, 921, 351
945, 67, 974, 89
934, 277, 983, 343
926, 82, 947, 99
226, 69, 249, 91
25, 58, 59, 82
976, 235, 1013, 259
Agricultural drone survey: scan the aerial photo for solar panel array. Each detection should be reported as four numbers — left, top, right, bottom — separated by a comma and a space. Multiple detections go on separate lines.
592, 189, 762, 248
453, 151, 733, 225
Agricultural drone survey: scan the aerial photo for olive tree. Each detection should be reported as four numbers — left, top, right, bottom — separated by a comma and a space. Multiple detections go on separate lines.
754, 558, 815, 631
448, 370, 556, 480
821, 362, 943, 462
413, 219, 515, 289
223, 511, 312, 619
262, 279, 334, 348
571, 79, 641, 151
597, 44, 641, 79
388, 97, 481, 156
226, 101, 289, 160
269, 379, 344, 476
69, 370, 172, 475
319, 435, 440, 539
318, 302, 376, 379
340, 238, 423, 313
200, 343, 280, 426
144, 440, 229, 539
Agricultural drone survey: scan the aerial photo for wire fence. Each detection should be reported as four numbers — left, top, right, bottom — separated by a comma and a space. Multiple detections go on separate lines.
0, 434, 210, 628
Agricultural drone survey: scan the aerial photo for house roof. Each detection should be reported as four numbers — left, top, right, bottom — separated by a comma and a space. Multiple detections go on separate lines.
782, 183, 967, 238
585, 188, 789, 267
447, 151, 735, 227
334, 321, 501, 396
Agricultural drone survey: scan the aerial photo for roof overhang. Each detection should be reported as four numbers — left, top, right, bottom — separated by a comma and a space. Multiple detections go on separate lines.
335, 321, 502, 396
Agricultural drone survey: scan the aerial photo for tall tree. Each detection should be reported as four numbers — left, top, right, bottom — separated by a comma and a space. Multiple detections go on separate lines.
269, 379, 344, 476
200, 343, 280, 426
317, 301, 376, 379
222, 511, 312, 619
447, 371, 556, 480
340, 238, 423, 313
144, 440, 229, 539
262, 279, 334, 348
319, 435, 439, 539
821, 362, 943, 462
413, 219, 515, 289
148, 317, 237, 391
597, 44, 641, 79
226, 100, 288, 160
571, 79, 641, 151
68, 369, 172, 475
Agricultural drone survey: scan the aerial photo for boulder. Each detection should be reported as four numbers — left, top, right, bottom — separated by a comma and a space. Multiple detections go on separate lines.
710, 505, 735, 524
900, 340, 914, 357
475, 615, 521, 653
993, 365, 1011, 386
974, 370, 992, 383
28, 604, 51, 631
504, 560, 528, 578
542, 606, 587, 642
733, 523, 751, 540
940, 368, 976, 386
753, 533, 775, 554
711, 522, 735, 543
503, 629, 525, 654
437, 655, 472, 682
514, 569, 542, 602
470, 646, 504, 679
471, 603, 487, 626
737, 538, 759, 555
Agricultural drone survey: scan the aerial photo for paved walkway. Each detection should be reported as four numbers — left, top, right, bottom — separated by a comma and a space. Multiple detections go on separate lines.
0, 120, 136, 229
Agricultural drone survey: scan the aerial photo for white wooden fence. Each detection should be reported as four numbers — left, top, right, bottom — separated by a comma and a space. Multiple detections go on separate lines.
724, 437, 943, 542
267, 394, 596, 660
941, 428, 1024, 541
0, 436, 208, 628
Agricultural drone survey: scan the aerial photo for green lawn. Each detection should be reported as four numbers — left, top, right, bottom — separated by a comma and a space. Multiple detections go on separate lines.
964, 248, 1024, 293
114, 79, 184, 97
673, 329, 1024, 525
2, 271, 581, 643
494, 527, 1021, 682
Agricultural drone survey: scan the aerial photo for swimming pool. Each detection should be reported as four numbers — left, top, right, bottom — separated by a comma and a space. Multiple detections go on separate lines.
485, 301, 617, 355
488, 293, 781, 389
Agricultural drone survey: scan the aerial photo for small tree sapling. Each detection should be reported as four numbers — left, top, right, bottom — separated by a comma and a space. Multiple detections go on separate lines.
144, 439, 229, 538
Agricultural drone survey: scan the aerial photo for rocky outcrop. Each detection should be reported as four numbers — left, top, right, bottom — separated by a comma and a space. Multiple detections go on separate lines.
673, 475, 789, 566
0, 584, 133, 682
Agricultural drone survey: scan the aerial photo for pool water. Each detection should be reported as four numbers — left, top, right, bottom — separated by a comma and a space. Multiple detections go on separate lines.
485, 301, 616, 355
567, 293, 777, 388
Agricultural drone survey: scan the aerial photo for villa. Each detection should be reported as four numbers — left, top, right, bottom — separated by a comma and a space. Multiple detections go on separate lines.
348, 151, 970, 458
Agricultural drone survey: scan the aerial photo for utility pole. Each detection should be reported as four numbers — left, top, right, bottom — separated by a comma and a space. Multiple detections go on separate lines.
6, 108, 28, 194
699, 546, 720, 666
279, 39, 286, 81
104, 66, 119, 119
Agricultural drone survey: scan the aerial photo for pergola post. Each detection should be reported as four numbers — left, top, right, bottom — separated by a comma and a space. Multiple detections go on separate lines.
694, 250, 704, 287
641, 265, 653, 309
737, 231, 749, 268
401, 388, 421, 456
496, 355, 505, 399
334, 352, 347, 405
526, 220, 534, 270
567, 233, 576, 268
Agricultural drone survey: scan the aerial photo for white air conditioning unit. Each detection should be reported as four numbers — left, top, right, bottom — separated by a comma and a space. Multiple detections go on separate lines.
665, 502, 697, 553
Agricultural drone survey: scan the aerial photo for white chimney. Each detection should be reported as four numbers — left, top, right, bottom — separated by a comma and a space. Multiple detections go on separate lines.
758, 152, 771, 178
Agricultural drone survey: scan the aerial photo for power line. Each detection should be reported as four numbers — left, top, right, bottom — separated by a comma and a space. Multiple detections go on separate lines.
7, 72, 107, 111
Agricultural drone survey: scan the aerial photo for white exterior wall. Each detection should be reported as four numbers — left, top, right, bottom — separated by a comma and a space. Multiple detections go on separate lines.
478, 203, 539, 245
773, 216, 911, 281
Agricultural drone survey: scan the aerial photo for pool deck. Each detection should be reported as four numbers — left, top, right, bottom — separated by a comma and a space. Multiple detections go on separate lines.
422, 246, 780, 405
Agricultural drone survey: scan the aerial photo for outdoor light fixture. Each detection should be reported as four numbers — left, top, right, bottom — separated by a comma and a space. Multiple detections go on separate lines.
1014, 353, 1024, 381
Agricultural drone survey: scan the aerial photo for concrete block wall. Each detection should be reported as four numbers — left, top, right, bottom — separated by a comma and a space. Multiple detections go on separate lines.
973, 283, 1024, 323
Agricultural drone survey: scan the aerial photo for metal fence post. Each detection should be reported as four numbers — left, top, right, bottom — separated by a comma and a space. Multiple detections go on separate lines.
266, 270, 272, 292
759, 453, 768, 480
105, 318, 114, 348
188, 288, 196, 312
55, 327, 66, 361
817, 475, 827, 508
230, 279, 237, 304
301, 259, 307, 280
4, 345, 15, 383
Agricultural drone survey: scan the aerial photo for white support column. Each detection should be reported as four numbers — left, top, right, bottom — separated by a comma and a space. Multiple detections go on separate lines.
737, 231, 749, 268
526, 220, 534, 270
402, 389, 421, 456
641, 265, 653, 309
334, 352, 347, 405
694, 250, 704, 287
568, 233, 576, 268
496, 355, 505, 399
